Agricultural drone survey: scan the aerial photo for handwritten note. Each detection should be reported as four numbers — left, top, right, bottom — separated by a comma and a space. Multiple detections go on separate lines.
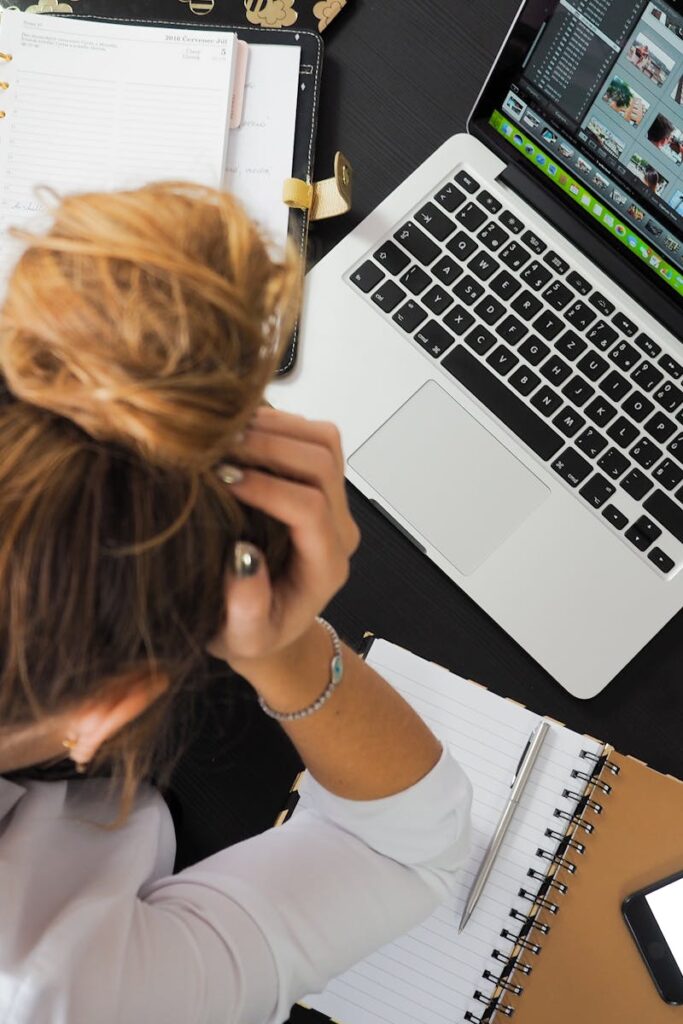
0, 11, 236, 295
224, 43, 301, 253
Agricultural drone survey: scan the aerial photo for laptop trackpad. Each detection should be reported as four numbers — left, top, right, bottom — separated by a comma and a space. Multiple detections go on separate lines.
348, 380, 550, 576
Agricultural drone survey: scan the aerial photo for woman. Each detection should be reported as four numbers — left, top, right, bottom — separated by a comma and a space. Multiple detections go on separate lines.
0, 183, 472, 1023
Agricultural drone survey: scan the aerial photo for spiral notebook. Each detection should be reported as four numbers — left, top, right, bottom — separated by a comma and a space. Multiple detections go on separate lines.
287, 639, 683, 1024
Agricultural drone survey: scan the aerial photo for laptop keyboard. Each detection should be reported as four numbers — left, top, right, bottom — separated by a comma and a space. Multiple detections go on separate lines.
347, 168, 683, 577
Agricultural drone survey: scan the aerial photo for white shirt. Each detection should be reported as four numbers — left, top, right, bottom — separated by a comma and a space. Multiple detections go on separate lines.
0, 749, 471, 1024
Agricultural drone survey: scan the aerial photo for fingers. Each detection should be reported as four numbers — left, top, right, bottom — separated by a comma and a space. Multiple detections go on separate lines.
237, 409, 359, 556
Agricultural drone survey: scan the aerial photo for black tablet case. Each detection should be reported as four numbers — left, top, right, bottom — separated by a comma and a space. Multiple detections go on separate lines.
4, 1, 324, 373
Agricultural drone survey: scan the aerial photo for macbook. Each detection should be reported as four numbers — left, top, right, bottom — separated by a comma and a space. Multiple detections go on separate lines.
271, 0, 683, 698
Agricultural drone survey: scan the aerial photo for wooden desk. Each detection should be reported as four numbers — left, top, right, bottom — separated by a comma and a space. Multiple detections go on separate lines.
307, 0, 683, 780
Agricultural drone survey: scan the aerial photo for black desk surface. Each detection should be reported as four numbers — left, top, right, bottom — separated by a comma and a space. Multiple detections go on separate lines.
309, 0, 683, 781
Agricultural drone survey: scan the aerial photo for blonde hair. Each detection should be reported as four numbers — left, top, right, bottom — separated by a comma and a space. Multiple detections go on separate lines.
0, 182, 299, 814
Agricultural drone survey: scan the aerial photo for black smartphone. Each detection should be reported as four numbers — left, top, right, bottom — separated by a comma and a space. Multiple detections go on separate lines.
622, 869, 683, 1005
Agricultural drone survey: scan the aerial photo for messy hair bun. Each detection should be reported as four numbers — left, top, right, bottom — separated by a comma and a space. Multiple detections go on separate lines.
0, 183, 300, 818
0, 182, 298, 468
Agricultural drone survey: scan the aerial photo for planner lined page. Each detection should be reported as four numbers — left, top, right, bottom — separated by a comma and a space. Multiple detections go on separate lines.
300, 640, 604, 1024
0, 11, 236, 292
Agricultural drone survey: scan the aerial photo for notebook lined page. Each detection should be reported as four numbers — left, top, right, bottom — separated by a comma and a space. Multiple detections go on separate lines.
0, 12, 236, 292
300, 640, 604, 1024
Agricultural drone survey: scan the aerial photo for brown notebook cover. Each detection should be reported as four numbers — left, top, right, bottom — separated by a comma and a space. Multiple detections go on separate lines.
496, 751, 683, 1024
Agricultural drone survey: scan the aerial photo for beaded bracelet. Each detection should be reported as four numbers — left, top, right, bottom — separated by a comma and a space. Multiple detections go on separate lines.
257, 617, 344, 722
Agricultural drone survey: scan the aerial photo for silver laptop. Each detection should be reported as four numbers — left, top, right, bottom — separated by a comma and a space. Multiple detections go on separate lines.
271, 0, 683, 698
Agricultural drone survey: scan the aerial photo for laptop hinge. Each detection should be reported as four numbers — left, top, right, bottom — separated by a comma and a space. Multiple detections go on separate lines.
496, 162, 681, 341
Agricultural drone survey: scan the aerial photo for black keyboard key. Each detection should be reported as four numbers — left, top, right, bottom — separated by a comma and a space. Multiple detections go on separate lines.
521, 229, 546, 254
422, 284, 454, 315
401, 264, 432, 295
512, 290, 543, 319
478, 190, 502, 214
432, 255, 462, 287
587, 320, 618, 351
475, 295, 506, 326
659, 354, 682, 379
490, 270, 521, 300
577, 351, 609, 381
443, 304, 475, 336
500, 210, 524, 233
654, 381, 683, 414
486, 344, 519, 376
456, 202, 487, 232
478, 222, 510, 252
631, 437, 661, 470
554, 407, 586, 438
519, 336, 549, 366
586, 396, 617, 427
543, 251, 569, 274
455, 170, 479, 194
599, 370, 631, 402
667, 433, 683, 464
626, 515, 661, 551
602, 504, 628, 529
373, 240, 410, 275
469, 251, 500, 281
635, 332, 661, 359
644, 490, 683, 543
464, 325, 496, 355
496, 314, 527, 346
607, 416, 639, 449
434, 181, 466, 213
612, 312, 637, 337
541, 354, 572, 385
562, 375, 594, 407
414, 320, 455, 359
590, 292, 615, 316
509, 365, 541, 396
610, 341, 640, 372
632, 360, 663, 392
551, 448, 592, 486
576, 426, 607, 458
544, 281, 574, 311
580, 473, 615, 509
447, 231, 479, 261
392, 299, 427, 333
648, 547, 674, 573
531, 385, 563, 417
565, 300, 597, 331
521, 261, 552, 291
441, 345, 564, 460
598, 447, 630, 479
622, 391, 654, 423
556, 331, 587, 362
678, 408, 683, 426
566, 270, 591, 296
645, 411, 676, 443
371, 280, 406, 312
453, 275, 485, 306
415, 202, 456, 242
621, 468, 652, 501
653, 458, 683, 492
394, 222, 440, 265
351, 260, 384, 293
500, 241, 531, 271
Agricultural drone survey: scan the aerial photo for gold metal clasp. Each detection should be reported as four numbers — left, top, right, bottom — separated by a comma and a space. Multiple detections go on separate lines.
282, 151, 352, 221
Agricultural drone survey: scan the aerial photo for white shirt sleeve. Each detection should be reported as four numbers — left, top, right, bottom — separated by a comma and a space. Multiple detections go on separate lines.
8, 749, 471, 1024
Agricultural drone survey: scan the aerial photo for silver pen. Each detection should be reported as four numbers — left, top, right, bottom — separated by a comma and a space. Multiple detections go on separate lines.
459, 719, 551, 933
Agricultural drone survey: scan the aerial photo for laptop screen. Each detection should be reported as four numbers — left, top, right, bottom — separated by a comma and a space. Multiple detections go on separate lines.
471, 0, 683, 309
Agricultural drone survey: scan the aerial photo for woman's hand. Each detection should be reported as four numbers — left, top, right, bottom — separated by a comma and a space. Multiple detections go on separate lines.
208, 407, 360, 674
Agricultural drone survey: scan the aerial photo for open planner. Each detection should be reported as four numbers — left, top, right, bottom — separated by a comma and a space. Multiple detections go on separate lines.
0, 5, 328, 371
288, 639, 683, 1024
